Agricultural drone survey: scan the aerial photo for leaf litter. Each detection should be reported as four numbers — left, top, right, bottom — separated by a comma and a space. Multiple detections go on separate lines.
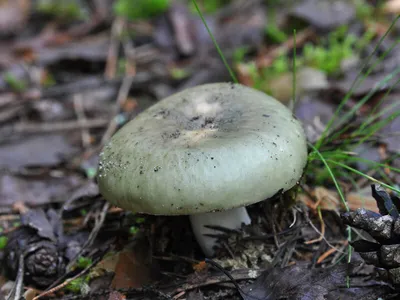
0, 0, 399, 299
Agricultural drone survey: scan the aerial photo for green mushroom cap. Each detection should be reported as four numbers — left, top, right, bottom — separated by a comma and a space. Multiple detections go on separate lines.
97, 83, 308, 215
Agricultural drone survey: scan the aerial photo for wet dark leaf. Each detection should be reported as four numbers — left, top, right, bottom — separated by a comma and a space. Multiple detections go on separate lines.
154, 0, 265, 59
333, 71, 400, 97
186, 290, 204, 300
240, 263, 367, 300
20, 209, 57, 241
353, 144, 382, 173
34, 33, 109, 66
290, 0, 355, 31
372, 184, 399, 218
379, 94, 400, 153
0, 134, 78, 170
294, 94, 336, 142
63, 180, 99, 210
0, 173, 83, 207
351, 239, 381, 252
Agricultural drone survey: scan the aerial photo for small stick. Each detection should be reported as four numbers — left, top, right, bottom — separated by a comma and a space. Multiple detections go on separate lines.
100, 75, 134, 146
32, 259, 98, 300
317, 240, 348, 264
12, 118, 109, 133
256, 28, 314, 68
73, 94, 91, 148
6, 254, 24, 300
105, 18, 125, 79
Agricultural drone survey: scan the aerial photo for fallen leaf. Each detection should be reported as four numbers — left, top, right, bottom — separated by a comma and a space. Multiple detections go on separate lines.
379, 94, 400, 152
111, 247, 153, 289
34, 33, 110, 66
240, 262, 389, 300
0, 173, 83, 207
298, 186, 378, 213
290, 0, 355, 31
93, 238, 154, 289
294, 94, 336, 143
0, 134, 78, 170
20, 208, 58, 241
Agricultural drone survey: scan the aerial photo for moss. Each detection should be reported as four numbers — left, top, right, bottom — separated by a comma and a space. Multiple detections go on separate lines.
189, 0, 232, 14
265, 24, 288, 44
4, 73, 27, 92
240, 25, 375, 97
36, 0, 86, 21
301, 26, 357, 75
65, 276, 90, 294
114, 0, 170, 20
76, 256, 93, 269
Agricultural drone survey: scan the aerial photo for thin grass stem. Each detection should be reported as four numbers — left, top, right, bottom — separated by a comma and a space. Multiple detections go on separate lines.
326, 159, 400, 194
316, 16, 400, 149
191, 0, 238, 83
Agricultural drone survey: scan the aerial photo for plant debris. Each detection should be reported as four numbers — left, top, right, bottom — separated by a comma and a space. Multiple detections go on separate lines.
0, 0, 400, 299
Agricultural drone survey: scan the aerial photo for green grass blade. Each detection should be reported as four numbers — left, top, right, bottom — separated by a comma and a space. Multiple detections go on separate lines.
326, 159, 400, 194
316, 150, 400, 174
191, 0, 238, 83
315, 16, 400, 149
353, 109, 400, 148
323, 65, 400, 145
308, 143, 349, 211
357, 97, 400, 134
308, 143, 353, 276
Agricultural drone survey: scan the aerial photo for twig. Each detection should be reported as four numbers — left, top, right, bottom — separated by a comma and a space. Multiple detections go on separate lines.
317, 240, 348, 264
73, 94, 91, 148
12, 118, 109, 133
256, 28, 315, 68
6, 254, 24, 300
38, 76, 121, 99
100, 75, 134, 146
122, 38, 137, 76
0, 105, 23, 123
306, 218, 344, 254
172, 268, 263, 296
172, 291, 185, 299
66, 201, 110, 271
105, 18, 125, 79
0, 214, 20, 222
304, 207, 325, 244
32, 258, 99, 300
83, 201, 110, 249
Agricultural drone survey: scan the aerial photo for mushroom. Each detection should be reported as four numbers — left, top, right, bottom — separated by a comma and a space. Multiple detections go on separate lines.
97, 83, 308, 256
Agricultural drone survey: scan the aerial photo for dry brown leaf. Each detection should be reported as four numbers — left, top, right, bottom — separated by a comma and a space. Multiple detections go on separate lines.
298, 186, 378, 213
110, 248, 152, 289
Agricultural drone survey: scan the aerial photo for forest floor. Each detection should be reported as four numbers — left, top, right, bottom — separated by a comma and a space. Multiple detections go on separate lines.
0, 0, 400, 299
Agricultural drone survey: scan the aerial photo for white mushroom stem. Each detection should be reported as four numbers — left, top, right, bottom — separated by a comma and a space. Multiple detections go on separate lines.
189, 206, 251, 257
